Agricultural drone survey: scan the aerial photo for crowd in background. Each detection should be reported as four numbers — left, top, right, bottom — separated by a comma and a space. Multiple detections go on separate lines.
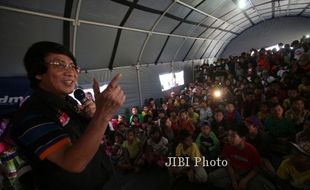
103, 36, 310, 190
0, 36, 310, 190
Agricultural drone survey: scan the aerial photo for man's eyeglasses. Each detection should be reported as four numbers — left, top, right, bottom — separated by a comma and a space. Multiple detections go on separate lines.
48, 61, 80, 73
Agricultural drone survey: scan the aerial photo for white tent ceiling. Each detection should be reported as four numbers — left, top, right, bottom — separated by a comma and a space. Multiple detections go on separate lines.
222, 16, 310, 57
1, 0, 310, 76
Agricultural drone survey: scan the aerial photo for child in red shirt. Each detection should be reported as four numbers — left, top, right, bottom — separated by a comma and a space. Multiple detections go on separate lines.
209, 124, 275, 190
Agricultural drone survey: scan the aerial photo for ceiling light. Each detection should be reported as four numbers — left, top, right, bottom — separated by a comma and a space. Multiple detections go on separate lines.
238, 0, 247, 9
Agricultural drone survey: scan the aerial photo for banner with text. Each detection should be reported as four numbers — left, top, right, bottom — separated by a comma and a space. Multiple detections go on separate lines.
0, 76, 31, 117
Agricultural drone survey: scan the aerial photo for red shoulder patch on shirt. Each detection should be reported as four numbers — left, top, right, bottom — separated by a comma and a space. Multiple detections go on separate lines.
58, 112, 70, 126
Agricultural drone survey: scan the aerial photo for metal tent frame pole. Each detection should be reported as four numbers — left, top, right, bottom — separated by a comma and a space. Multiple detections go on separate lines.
136, 65, 143, 108
175, 0, 244, 31
72, 0, 82, 56
0, 6, 229, 43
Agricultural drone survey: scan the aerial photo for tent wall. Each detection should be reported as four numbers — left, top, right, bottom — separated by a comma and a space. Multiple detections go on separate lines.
0, 10, 64, 76
77, 60, 196, 113
220, 17, 310, 58
140, 64, 172, 104
78, 67, 139, 114
139, 60, 194, 103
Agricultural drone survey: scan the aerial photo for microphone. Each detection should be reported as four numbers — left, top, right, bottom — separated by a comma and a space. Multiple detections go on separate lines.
74, 89, 88, 104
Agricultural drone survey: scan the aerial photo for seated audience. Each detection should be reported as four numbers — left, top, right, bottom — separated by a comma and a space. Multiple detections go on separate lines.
130, 114, 142, 129
285, 97, 310, 132
166, 98, 175, 113
211, 109, 229, 143
148, 98, 158, 118
169, 109, 180, 136
296, 115, 310, 143
122, 129, 144, 171
265, 104, 296, 155
171, 130, 208, 183
198, 100, 213, 121
142, 105, 152, 118
145, 127, 169, 167
178, 110, 195, 135
187, 106, 200, 127
245, 116, 276, 177
209, 124, 275, 190
257, 102, 270, 123
113, 114, 129, 131
283, 88, 299, 110
224, 102, 242, 126
241, 93, 258, 118
298, 76, 310, 99
277, 141, 310, 190
195, 120, 220, 161
160, 117, 174, 143
129, 106, 144, 123
178, 97, 189, 111
110, 133, 132, 170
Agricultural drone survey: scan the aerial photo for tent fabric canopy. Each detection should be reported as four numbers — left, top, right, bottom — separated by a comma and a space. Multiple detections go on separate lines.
222, 16, 310, 57
1, 0, 310, 111
1, 0, 310, 75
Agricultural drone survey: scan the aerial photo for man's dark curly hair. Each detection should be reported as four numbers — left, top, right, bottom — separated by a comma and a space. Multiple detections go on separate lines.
24, 41, 77, 88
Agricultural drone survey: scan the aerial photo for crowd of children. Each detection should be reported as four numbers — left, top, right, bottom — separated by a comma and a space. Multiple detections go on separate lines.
104, 37, 310, 190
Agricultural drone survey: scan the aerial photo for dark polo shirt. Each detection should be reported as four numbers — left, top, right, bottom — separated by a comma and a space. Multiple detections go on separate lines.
11, 88, 109, 190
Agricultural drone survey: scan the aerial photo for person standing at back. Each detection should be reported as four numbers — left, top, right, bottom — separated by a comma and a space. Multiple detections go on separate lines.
11, 41, 126, 190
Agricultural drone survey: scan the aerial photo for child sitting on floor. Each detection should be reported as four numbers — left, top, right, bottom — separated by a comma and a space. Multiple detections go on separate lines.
277, 141, 310, 190
122, 129, 144, 172
209, 124, 275, 190
145, 127, 169, 167
170, 130, 208, 183
110, 133, 132, 170
195, 120, 220, 161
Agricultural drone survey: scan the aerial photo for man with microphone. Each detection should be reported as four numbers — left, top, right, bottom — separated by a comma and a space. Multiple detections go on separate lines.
11, 41, 125, 190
